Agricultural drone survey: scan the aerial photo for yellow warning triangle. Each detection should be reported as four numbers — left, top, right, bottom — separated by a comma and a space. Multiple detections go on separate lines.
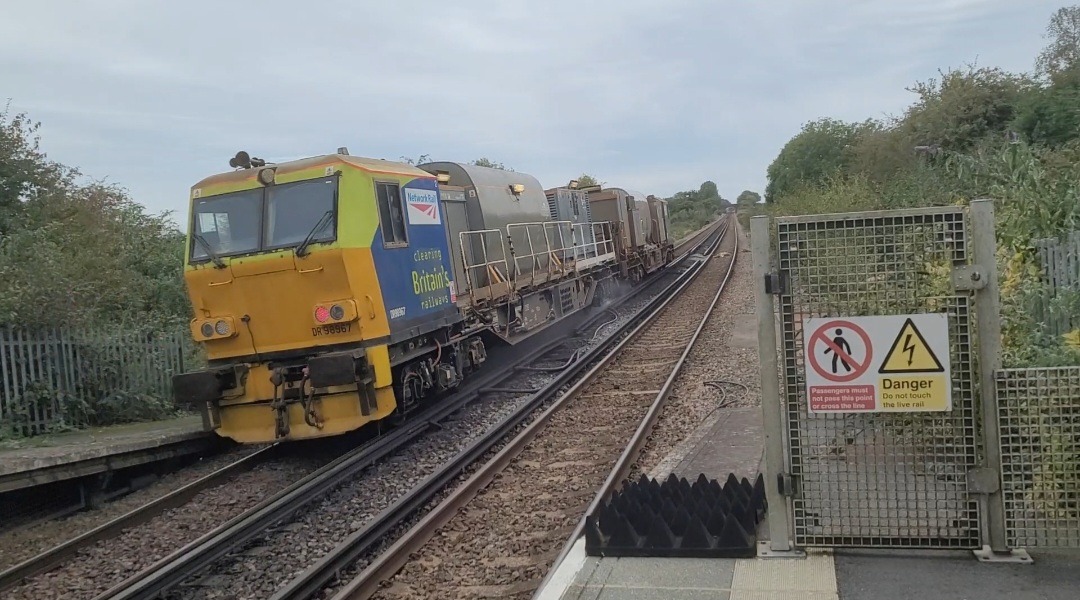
879, 318, 945, 374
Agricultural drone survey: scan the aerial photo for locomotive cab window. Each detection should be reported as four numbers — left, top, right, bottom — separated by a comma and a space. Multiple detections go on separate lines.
375, 181, 408, 247
191, 188, 262, 259
265, 176, 338, 249
189, 176, 339, 262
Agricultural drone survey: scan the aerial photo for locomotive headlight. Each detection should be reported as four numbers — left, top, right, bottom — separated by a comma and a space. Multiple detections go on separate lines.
329, 304, 345, 320
314, 306, 331, 323
193, 316, 237, 340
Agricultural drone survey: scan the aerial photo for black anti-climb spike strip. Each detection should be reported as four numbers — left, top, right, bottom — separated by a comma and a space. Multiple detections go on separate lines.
706, 509, 726, 537
682, 515, 713, 550
750, 475, 767, 522
585, 515, 603, 548
585, 472, 766, 558
725, 473, 740, 490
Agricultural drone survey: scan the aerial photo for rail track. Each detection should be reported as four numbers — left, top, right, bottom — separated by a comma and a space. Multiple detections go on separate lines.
0, 219, 723, 600
334, 217, 738, 600
0, 445, 281, 589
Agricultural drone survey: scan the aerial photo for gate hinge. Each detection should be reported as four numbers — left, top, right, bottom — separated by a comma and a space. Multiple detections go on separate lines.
777, 472, 798, 497
966, 467, 1000, 494
952, 265, 987, 291
764, 271, 789, 295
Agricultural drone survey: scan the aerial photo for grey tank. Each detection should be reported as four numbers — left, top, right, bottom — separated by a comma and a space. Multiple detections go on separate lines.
419, 161, 555, 285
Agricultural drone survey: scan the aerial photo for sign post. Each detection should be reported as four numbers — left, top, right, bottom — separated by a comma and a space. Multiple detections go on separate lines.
803, 313, 951, 414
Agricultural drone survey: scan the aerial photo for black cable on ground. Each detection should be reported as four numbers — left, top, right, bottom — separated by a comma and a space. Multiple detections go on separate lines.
702, 379, 750, 410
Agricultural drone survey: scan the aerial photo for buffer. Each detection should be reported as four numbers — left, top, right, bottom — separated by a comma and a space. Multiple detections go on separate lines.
878, 317, 945, 374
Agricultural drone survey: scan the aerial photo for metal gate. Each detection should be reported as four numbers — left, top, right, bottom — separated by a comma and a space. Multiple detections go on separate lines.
755, 205, 987, 549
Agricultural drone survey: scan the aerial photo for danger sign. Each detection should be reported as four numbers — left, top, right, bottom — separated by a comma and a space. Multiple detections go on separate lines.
803, 313, 951, 414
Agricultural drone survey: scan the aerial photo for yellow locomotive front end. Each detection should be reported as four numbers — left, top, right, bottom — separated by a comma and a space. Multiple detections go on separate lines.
173, 151, 465, 443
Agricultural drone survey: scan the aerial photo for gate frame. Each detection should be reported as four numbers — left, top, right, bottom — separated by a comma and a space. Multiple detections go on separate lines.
751, 199, 1032, 563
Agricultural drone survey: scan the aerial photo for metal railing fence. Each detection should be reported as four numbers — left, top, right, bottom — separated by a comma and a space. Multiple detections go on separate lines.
0, 326, 192, 436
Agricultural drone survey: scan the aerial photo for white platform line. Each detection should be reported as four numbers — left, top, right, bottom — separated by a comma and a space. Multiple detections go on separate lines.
534, 536, 588, 600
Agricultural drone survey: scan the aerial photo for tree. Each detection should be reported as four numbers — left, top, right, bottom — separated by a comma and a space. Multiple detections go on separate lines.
736, 190, 761, 206
1036, 6, 1080, 81
1012, 75, 1080, 147
765, 118, 869, 203
399, 153, 431, 165
0, 107, 191, 330
663, 180, 728, 238
0, 104, 78, 235
898, 65, 1029, 152
576, 173, 602, 187
470, 157, 513, 171
698, 181, 719, 199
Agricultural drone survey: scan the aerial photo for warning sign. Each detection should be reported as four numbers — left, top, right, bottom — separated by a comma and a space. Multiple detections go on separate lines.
879, 318, 945, 374
803, 314, 952, 414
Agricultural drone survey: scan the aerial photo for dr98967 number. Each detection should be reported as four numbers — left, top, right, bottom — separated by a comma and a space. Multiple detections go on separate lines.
312, 322, 352, 336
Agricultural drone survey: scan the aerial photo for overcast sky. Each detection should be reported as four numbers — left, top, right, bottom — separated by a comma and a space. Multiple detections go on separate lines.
1, 1, 1069, 227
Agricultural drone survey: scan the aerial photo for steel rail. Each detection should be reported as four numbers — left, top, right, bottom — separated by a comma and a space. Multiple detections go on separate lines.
93, 419, 440, 600
89, 219, 725, 600
0, 443, 279, 593
91, 338, 581, 600
673, 219, 721, 257
267, 218, 730, 600
328, 218, 731, 600
532, 218, 741, 599
91, 329, 586, 600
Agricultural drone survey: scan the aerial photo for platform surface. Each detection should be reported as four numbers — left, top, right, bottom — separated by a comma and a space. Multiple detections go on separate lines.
650, 405, 765, 483
542, 367, 1080, 599
833, 547, 1080, 600
555, 543, 1080, 599
557, 545, 839, 600
0, 415, 212, 491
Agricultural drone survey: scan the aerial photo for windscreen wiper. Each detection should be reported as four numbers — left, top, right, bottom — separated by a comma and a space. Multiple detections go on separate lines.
193, 233, 226, 269
296, 210, 334, 257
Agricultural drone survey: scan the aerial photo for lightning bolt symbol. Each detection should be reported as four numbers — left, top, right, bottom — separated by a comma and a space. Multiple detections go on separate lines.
903, 333, 915, 366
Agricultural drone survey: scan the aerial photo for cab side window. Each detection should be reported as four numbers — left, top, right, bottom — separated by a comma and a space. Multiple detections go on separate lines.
375, 181, 408, 247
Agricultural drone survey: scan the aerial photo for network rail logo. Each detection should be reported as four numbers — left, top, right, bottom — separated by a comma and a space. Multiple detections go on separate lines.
404, 188, 441, 226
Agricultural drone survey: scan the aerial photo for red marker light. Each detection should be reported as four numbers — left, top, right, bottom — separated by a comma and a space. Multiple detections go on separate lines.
315, 306, 330, 323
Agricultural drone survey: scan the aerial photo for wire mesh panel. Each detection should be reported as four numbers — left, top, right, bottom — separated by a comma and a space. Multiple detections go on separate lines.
997, 367, 1080, 548
776, 207, 981, 548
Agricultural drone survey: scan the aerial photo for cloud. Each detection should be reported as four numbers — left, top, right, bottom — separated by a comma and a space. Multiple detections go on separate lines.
0, 0, 1066, 225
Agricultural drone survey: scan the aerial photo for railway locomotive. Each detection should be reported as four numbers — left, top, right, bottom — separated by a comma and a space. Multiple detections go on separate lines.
173, 149, 675, 444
